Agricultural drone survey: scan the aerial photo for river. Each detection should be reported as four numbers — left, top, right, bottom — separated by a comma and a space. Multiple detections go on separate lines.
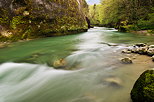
0, 27, 154, 102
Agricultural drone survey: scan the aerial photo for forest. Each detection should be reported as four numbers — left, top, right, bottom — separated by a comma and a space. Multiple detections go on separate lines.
89, 0, 154, 32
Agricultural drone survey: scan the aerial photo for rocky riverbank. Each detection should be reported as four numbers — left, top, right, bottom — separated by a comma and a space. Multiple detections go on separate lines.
122, 43, 154, 62
120, 43, 154, 102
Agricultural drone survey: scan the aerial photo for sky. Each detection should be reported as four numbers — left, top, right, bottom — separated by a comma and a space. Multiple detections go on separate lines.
86, 0, 101, 5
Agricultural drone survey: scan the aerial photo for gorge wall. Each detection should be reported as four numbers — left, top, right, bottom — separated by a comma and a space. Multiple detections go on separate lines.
0, 0, 88, 41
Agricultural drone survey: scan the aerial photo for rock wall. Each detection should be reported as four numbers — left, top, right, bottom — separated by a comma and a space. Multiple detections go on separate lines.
0, 0, 88, 41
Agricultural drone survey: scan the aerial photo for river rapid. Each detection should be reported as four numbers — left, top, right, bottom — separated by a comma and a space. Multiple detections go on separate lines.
0, 27, 154, 102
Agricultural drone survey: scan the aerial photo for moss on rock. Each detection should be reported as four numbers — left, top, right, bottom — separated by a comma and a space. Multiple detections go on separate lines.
0, 0, 88, 42
131, 69, 154, 102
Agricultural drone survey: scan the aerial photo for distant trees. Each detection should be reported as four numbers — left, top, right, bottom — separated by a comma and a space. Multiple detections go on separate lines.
88, 4, 103, 25
88, 0, 154, 31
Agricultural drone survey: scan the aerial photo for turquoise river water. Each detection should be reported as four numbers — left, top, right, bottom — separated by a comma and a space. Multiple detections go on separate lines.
0, 27, 154, 102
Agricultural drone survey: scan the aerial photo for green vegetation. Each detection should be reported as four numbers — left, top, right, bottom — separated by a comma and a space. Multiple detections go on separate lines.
89, 0, 154, 32
131, 70, 154, 102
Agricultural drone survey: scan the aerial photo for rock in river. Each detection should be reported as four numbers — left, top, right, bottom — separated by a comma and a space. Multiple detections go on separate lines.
121, 57, 133, 64
147, 48, 154, 56
53, 59, 67, 69
134, 43, 146, 47
121, 49, 131, 54
137, 47, 148, 54
131, 69, 154, 102
149, 45, 154, 48
104, 77, 122, 87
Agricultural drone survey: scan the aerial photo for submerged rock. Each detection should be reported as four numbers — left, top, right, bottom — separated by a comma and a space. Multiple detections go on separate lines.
131, 69, 154, 102
53, 59, 67, 69
104, 77, 122, 87
121, 49, 131, 54
121, 57, 133, 64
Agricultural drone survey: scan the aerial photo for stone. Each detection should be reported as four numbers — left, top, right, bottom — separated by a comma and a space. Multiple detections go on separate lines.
131, 47, 139, 53
121, 49, 131, 54
149, 45, 154, 48
137, 47, 148, 54
130, 45, 148, 54
104, 77, 122, 87
53, 59, 67, 68
121, 57, 133, 64
147, 48, 154, 56
134, 43, 146, 47
131, 69, 154, 102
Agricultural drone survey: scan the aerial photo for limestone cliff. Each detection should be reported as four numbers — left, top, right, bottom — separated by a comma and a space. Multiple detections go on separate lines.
0, 0, 88, 41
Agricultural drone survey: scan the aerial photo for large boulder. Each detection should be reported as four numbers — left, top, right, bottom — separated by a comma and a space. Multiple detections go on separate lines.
0, 0, 88, 41
131, 69, 154, 102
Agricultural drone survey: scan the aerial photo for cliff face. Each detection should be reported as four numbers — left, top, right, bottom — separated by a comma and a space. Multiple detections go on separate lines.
0, 0, 88, 41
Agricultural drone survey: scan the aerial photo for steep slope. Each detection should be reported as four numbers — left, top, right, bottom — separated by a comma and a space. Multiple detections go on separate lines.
0, 0, 88, 41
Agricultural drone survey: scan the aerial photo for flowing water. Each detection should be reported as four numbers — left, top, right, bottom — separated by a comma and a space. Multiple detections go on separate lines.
0, 27, 154, 102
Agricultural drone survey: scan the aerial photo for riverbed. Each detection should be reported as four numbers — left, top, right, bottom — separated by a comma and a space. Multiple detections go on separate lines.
0, 27, 154, 102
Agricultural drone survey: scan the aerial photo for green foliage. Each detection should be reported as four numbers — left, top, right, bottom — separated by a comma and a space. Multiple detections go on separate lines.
0, 8, 10, 25
89, 0, 154, 31
10, 16, 26, 29
89, 4, 103, 25
0, 17, 9, 24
